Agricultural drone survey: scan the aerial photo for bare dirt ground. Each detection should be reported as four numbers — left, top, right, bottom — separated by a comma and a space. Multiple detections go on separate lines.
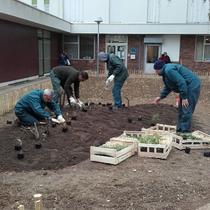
0, 103, 210, 210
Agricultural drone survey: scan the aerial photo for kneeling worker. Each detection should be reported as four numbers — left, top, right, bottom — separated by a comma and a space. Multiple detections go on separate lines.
15, 89, 65, 126
50, 66, 89, 107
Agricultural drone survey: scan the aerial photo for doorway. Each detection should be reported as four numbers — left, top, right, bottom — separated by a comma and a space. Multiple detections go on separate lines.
144, 44, 161, 74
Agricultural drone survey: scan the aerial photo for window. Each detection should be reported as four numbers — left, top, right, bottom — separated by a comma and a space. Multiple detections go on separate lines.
64, 35, 95, 60
44, 0, 49, 13
195, 36, 210, 61
32, 0, 37, 8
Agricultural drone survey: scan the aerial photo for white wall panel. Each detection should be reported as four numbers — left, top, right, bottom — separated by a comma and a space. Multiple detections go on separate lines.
83, 0, 109, 23
159, 0, 188, 23
110, 0, 147, 23
49, 0, 63, 18
37, 0, 44, 11
162, 35, 180, 62
17, 0, 31, 5
147, 0, 160, 23
187, 0, 209, 23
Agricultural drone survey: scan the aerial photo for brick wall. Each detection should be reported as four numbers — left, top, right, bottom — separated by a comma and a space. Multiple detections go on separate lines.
180, 35, 210, 73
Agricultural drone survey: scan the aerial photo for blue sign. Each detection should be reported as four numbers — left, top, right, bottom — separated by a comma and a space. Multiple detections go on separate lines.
130, 48, 137, 54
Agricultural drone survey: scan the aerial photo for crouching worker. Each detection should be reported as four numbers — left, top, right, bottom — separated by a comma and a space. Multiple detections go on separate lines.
50, 66, 89, 108
153, 60, 201, 133
15, 89, 65, 126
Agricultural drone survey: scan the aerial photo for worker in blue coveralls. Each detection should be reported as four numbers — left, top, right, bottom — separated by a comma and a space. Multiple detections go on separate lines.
153, 60, 201, 133
98, 52, 129, 108
15, 89, 65, 126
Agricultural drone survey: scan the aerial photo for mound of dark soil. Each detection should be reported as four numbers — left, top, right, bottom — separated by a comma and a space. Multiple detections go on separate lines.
0, 104, 178, 172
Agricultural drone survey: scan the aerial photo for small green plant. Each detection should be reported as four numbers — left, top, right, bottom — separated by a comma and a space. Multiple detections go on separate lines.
151, 113, 160, 125
101, 142, 127, 151
138, 135, 161, 144
177, 133, 201, 140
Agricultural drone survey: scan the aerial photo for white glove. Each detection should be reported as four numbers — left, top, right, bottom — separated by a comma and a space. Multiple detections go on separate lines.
57, 115, 65, 123
69, 96, 77, 105
77, 99, 84, 108
105, 74, 115, 87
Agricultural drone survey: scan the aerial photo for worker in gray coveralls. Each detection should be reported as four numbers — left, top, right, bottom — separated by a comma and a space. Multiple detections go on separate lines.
50, 66, 89, 107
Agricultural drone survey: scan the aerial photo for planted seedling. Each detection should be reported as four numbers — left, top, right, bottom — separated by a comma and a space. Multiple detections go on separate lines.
17, 150, 24, 159
127, 117, 133, 123
66, 120, 71, 125
185, 147, 191, 154
71, 112, 77, 120
6, 120, 12, 124
35, 143, 42, 149
51, 122, 56, 128
81, 107, 88, 112
137, 116, 142, 121
108, 106, 113, 110
14, 139, 22, 151
203, 151, 210, 157
151, 113, 160, 126
71, 116, 77, 120
62, 124, 68, 132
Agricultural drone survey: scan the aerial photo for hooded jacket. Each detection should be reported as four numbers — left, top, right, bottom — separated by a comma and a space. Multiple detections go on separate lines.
15, 89, 61, 119
159, 64, 201, 99
106, 53, 128, 82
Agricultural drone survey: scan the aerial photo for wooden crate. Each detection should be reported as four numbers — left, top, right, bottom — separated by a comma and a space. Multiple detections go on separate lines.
90, 141, 136, 165
171, 133, 184, 150
137, 133, 173, 159
174, 130, 210, 150
143, 123, 176, 133
120, 130, 173, 159
110, 135, 139, 150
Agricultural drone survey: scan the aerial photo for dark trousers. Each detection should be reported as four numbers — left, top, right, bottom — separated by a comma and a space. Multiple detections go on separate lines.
112, 79, 126, 108
15, 110, 43, 126
176, 81, 201, 132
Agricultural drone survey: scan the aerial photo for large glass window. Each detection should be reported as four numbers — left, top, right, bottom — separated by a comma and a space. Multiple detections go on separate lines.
195, 36, 210, 61
32, 0, 37, 8
37, 29, 51, 76
44, 0, 49, 12
64, 35, 95, 60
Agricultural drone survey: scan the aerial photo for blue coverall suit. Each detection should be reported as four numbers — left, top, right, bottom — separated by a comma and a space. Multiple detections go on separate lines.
15, 90, 61, 126
159, 64, 201, 132
106, 53, 129, 108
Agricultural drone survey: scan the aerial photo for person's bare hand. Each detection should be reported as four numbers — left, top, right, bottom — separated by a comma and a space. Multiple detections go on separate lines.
153, 97, 161, 104
182, 99, 189, 108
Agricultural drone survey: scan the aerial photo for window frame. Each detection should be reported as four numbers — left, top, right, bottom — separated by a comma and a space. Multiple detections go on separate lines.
195, 35, 210, 62
64, 34, 95, 60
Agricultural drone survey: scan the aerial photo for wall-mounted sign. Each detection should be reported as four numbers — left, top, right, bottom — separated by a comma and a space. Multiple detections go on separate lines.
130, 48, 137, 59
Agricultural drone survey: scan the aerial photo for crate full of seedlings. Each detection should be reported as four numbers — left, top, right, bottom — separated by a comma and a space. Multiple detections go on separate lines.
110, 135, 139, 151
137, 133, 173, 159
90, 141, 136, 165
173, 131, 210, 150
119, 130, 173, 159
143, 123, 176, 133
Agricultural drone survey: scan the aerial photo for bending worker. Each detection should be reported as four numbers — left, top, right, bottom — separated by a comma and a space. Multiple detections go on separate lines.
153, 60, 201, 133
50, 66, 89, 107
15, 89, 65, 126
98, 52, 128, 108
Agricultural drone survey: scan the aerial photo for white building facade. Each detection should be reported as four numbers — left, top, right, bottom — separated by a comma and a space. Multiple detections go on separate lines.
0, 0, 210, 84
